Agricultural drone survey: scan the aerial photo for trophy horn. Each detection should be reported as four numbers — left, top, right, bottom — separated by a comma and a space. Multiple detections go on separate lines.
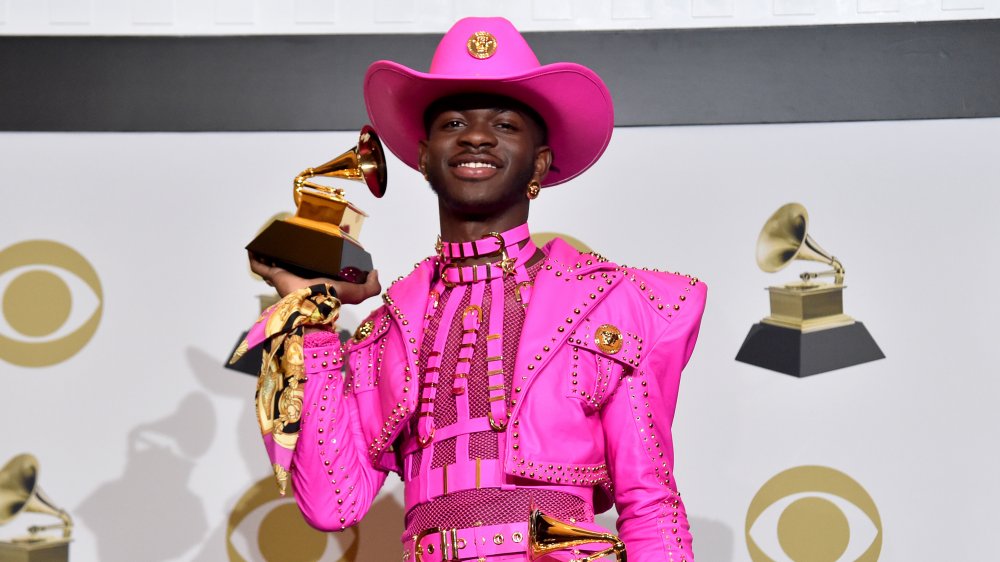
755, 202, 845, 284
528, 509, 627, 562
293, 125, 387, 205
0, 454, 73, 539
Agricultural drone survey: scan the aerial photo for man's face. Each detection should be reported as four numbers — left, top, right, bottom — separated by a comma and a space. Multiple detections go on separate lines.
418, 95, 551, 218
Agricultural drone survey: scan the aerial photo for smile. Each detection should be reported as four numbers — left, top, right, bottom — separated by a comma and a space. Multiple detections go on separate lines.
450, 159, 501, 181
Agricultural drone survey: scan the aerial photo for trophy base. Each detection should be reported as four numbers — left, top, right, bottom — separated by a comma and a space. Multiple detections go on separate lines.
247, 219, 373, 282
735, 321, 884, 377
764, 283, 853, 332
0, 539, 70, 562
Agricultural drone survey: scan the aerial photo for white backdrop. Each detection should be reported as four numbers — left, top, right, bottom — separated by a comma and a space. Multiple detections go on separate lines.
3, 0, 998, 35
1, 116, 999, 561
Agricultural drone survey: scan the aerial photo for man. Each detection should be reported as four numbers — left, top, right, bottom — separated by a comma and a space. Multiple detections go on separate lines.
238, 17, 706, 562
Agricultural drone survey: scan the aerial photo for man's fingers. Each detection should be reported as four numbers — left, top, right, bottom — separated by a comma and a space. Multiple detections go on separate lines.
247, 252, 282, 280
248, 255, 380, 303
247, 252, 270, 277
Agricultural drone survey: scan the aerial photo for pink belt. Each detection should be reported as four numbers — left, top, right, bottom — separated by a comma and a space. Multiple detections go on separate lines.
404, 458, 506, 507
405, 522, 528, 562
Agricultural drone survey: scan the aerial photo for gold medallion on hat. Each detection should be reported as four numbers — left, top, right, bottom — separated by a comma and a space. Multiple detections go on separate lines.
595, 324, 623, 355
467, 31, 498, 59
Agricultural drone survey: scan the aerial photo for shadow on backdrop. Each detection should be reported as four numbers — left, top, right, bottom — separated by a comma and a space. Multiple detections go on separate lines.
186, 345, 406, 561
690, 517, 735, 562
188, 345, 261, 475
594, 512, 733, 562
76, 392, 215, 561
188, 345, 260, 561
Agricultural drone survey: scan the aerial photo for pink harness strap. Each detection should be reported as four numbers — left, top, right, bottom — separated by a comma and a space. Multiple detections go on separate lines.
418, 284, 466, 447
484, 275, 508, 431
438, 223, 531, 259
451, 282, 483, 396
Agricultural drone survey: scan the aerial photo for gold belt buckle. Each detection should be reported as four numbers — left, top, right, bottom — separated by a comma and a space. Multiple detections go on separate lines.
515, 281, 533, 307
486, 232, 517, 276
413, 527, 463, 562
440, 264, 458, 288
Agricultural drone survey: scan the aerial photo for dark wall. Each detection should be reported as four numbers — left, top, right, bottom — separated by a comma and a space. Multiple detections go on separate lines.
2, 18, 998, 131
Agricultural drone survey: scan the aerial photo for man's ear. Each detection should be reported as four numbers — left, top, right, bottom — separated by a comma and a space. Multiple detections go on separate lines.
418, 140, 429, 179
533, 145, 553, 183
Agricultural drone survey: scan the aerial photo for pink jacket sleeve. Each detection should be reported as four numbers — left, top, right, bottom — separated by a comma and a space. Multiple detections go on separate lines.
288, 334, 391, 531
600, 279, 707, 562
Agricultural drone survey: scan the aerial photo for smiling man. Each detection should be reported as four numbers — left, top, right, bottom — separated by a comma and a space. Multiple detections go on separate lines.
240, 17, 707, 562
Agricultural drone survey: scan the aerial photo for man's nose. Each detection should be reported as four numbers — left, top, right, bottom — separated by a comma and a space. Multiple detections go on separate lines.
458, 120, 497, 148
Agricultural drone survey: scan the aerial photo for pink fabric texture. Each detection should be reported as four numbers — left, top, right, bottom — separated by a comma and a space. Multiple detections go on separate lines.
363, 17, 614, 187
247, 239, 707, 561
303, 329, 340, 348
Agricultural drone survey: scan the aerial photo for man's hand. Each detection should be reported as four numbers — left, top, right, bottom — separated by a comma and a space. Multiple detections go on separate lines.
248, 252, 382, 305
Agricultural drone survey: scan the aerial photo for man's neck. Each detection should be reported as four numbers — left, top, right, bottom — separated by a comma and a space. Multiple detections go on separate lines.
438, 219, 526, 242
437, 198, 531, 241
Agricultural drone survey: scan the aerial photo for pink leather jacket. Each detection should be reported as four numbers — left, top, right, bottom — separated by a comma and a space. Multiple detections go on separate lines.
248, 239, 707, 561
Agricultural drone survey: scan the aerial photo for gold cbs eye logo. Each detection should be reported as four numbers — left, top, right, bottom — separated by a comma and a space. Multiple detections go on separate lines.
0, 240, 103, 367
227, 477, 359, 562
746, 465, 882, 562
530, 232, 593, 254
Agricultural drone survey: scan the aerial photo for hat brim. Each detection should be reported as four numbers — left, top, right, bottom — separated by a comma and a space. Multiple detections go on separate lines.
364, 61, 614, 187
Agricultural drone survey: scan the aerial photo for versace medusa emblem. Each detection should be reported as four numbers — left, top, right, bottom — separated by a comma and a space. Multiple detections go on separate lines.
467, 31, 498, 59
595, 324, 623, 355
354, 318, 375, 341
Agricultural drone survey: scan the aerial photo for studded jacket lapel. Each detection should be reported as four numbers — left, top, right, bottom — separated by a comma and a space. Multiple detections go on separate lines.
383, 258, 436, 380
511, 239, 623, 413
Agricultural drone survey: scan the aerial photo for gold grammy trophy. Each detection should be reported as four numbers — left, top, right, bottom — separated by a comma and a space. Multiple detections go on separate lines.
246, 125, 387, 283
735, 203, 884, 377
0, 454, 72, 562
528, 509, 626, 561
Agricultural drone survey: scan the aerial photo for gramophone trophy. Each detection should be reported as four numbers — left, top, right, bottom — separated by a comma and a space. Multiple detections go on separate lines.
735, 203, 884, 377
0, 454, 72, 562
528, 509, 627, 561
246, 125, 387, 283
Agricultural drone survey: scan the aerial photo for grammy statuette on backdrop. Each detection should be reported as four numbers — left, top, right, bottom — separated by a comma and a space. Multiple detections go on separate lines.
736, 203, 884, 377
246, 125, 387, 283
0, 454, 72, 562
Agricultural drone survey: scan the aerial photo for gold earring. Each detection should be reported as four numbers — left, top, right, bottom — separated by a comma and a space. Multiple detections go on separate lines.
526, 180, 541, 200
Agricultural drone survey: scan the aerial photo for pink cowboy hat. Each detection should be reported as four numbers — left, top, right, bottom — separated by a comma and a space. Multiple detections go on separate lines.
363, 17, 614, 187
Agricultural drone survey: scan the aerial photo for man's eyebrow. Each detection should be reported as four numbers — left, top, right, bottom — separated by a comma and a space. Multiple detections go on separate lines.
490, 107, 522, 116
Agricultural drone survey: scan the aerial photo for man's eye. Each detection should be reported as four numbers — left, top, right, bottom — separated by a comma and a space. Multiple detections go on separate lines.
442, 119, 464, 129
495, 121, 516, 131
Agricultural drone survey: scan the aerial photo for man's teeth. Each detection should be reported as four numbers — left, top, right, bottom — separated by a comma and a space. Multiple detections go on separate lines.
457, 162, 496, 168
